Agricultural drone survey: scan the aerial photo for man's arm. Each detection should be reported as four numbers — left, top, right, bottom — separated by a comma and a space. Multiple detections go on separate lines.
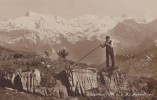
100, 42, 106, 48
105, 40, 113, 47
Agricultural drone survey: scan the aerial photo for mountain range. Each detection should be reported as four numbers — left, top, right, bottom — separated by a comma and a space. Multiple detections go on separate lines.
0, 12, 157, 64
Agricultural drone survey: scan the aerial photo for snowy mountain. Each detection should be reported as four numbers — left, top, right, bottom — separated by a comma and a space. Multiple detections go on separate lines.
0, 12, 155, 43
0, 12, 116, 44
0, 12, 156, 64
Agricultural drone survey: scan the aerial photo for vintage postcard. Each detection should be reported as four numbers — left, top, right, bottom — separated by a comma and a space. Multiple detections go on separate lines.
0, 0, 157, 100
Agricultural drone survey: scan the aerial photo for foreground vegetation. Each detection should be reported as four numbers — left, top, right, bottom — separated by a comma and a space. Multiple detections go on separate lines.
0, 46, 157, 100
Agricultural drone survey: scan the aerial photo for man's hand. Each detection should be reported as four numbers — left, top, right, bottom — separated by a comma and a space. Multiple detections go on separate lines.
100, 44, 105, 48
100, 44, 103, 47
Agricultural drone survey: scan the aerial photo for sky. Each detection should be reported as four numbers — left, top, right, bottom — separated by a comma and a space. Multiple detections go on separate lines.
0, 0, 157, 20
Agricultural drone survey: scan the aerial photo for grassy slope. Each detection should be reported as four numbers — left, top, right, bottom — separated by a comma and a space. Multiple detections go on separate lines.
115, 46, 157, 79
0, 46, 93, 87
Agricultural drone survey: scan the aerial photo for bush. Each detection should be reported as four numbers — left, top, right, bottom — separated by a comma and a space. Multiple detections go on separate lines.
57, 49, 69, 59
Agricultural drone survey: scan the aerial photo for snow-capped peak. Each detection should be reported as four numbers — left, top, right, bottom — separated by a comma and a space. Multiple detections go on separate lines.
0, 12, 156, 44
133, 15, 155, 24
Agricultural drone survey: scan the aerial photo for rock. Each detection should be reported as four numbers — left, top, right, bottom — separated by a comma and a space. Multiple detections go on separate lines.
4, 87, 14, 91
54, 68, 98, 96
70, 68, 98, 96
47, 65, 51, 68
11, 69, 41, 92
32, 69, 41, 86
34, 86, 48, 96
51, 80, 68, 98
98, 70, 145, 96
1, 68, 48, 96
41, 62, 45, 65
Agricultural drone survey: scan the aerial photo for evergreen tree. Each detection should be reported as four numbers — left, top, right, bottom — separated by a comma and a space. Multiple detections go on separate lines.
57, 49, 69, 59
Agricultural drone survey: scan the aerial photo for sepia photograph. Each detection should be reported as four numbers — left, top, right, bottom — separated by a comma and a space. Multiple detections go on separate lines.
0, 0, 157, 100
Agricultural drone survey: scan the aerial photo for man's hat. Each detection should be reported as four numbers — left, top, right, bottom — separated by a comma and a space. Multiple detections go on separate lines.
105, 36, 110, 39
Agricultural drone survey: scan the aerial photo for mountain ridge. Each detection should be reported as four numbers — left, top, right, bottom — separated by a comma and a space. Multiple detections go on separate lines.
0, 12, 157, 64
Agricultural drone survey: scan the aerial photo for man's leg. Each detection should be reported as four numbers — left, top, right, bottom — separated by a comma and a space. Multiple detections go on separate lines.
110, 51, 115, 67
106, 52, 109, 67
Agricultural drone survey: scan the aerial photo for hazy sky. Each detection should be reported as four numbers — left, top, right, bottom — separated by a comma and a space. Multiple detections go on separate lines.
0, 0, 157, 20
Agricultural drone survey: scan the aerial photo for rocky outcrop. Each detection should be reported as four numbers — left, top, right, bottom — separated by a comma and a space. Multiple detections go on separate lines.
1, 66, 154, 98
11, 69, 41, 92
34, 86, 48, 96
32, 69, 41, 86
55, 68, 147, 97
0, 70, 13, 88
54, 67, 151, 97
48, 80, 68, 98
54, 68, 98, 96
98, 69, 146, 96
70, 68, 98, 96
0, 68, 48, 96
